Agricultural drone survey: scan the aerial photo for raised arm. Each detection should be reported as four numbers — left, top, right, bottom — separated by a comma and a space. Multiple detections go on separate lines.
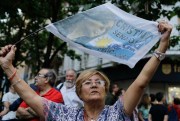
123, 21, 172, 115
0, 45, 44, 119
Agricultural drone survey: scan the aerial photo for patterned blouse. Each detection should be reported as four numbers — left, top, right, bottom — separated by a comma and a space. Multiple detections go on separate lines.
42, 98, 131, 121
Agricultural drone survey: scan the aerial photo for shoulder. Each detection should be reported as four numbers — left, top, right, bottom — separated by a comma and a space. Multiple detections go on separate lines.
3, 92, 11, 96
44, 88, 64, 103
2, 92, 10, 101
156, 104, 168, 111
46, 88, 63, 98
42, 98, 82, 120
102, 100, 131, 120
105, 99, 124, 112
56, 83, 64, 88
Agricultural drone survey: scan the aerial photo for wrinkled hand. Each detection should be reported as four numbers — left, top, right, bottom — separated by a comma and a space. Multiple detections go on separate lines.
0, 45, 16, 69
157, 21, 173, 52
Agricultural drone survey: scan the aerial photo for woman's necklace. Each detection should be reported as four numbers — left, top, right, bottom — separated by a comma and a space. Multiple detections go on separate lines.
89, 118, 95, 121
84, 110, 98, 121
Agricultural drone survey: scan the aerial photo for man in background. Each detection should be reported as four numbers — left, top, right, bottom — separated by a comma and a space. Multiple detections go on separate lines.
16, 68, 64, 121
149, 92, 168, 121
57, 69, 83, 108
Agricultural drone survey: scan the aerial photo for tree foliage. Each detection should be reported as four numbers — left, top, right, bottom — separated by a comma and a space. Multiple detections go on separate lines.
0, 0, 179, 82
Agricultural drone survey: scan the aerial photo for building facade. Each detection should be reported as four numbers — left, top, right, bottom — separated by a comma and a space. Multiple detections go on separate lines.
60, 49, 180, 103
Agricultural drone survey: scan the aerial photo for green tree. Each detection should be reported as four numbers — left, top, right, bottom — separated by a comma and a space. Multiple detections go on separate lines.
0, 0, 82, 79
0, 0, 179, 89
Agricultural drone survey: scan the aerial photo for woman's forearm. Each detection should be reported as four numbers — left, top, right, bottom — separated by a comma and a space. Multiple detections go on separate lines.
3, 65, 37, 104
0, 45, 44, 118
123, 56, 160, 115
3, 65, 43, 117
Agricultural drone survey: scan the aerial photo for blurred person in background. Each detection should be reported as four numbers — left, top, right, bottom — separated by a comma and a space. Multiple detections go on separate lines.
56, 69, 83, 108
138, 93, 151, 121
9, 84, 38, 112
168, 97, 180, 121
149, 92, 168, 121
105, 83, 119, 105
0, 86, 19, 121
150, 93, 157, 106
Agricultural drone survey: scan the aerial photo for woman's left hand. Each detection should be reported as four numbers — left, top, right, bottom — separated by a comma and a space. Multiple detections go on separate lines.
157, 21, 173, 52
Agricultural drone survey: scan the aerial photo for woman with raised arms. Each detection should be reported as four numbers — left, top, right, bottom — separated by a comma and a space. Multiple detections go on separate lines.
0, 21, 172, 121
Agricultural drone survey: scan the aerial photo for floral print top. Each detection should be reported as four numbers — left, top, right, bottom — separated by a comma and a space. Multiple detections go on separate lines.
42, 98, 131, 121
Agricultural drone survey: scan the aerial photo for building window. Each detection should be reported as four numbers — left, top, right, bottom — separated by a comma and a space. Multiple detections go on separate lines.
84, 53, 89, 68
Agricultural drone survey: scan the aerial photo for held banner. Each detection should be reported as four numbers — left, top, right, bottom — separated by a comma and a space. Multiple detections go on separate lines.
45, 2, 161, 68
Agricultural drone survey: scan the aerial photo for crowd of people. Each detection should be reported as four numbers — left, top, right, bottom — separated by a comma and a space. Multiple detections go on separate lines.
138, 92, 180, 121
104, 83, 180, 121
0, 21, 175, 121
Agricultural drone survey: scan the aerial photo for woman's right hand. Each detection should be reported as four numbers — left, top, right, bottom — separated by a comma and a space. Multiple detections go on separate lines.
0, 45, 16, 69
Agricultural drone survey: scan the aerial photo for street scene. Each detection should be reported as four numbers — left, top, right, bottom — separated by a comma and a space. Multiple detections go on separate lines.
0, 0, 180, 121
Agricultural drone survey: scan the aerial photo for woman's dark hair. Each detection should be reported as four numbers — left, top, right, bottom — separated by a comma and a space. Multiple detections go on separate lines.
138, 93, 150, 109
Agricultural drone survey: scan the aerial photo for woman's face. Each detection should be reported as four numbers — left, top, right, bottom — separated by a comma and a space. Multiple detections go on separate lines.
80, 74, 106, 102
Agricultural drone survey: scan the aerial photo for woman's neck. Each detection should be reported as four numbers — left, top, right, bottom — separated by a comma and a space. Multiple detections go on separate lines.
84, 102, 104, 121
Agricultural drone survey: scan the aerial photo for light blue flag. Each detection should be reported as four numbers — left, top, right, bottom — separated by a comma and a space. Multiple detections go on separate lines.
45, 2, 161, 68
